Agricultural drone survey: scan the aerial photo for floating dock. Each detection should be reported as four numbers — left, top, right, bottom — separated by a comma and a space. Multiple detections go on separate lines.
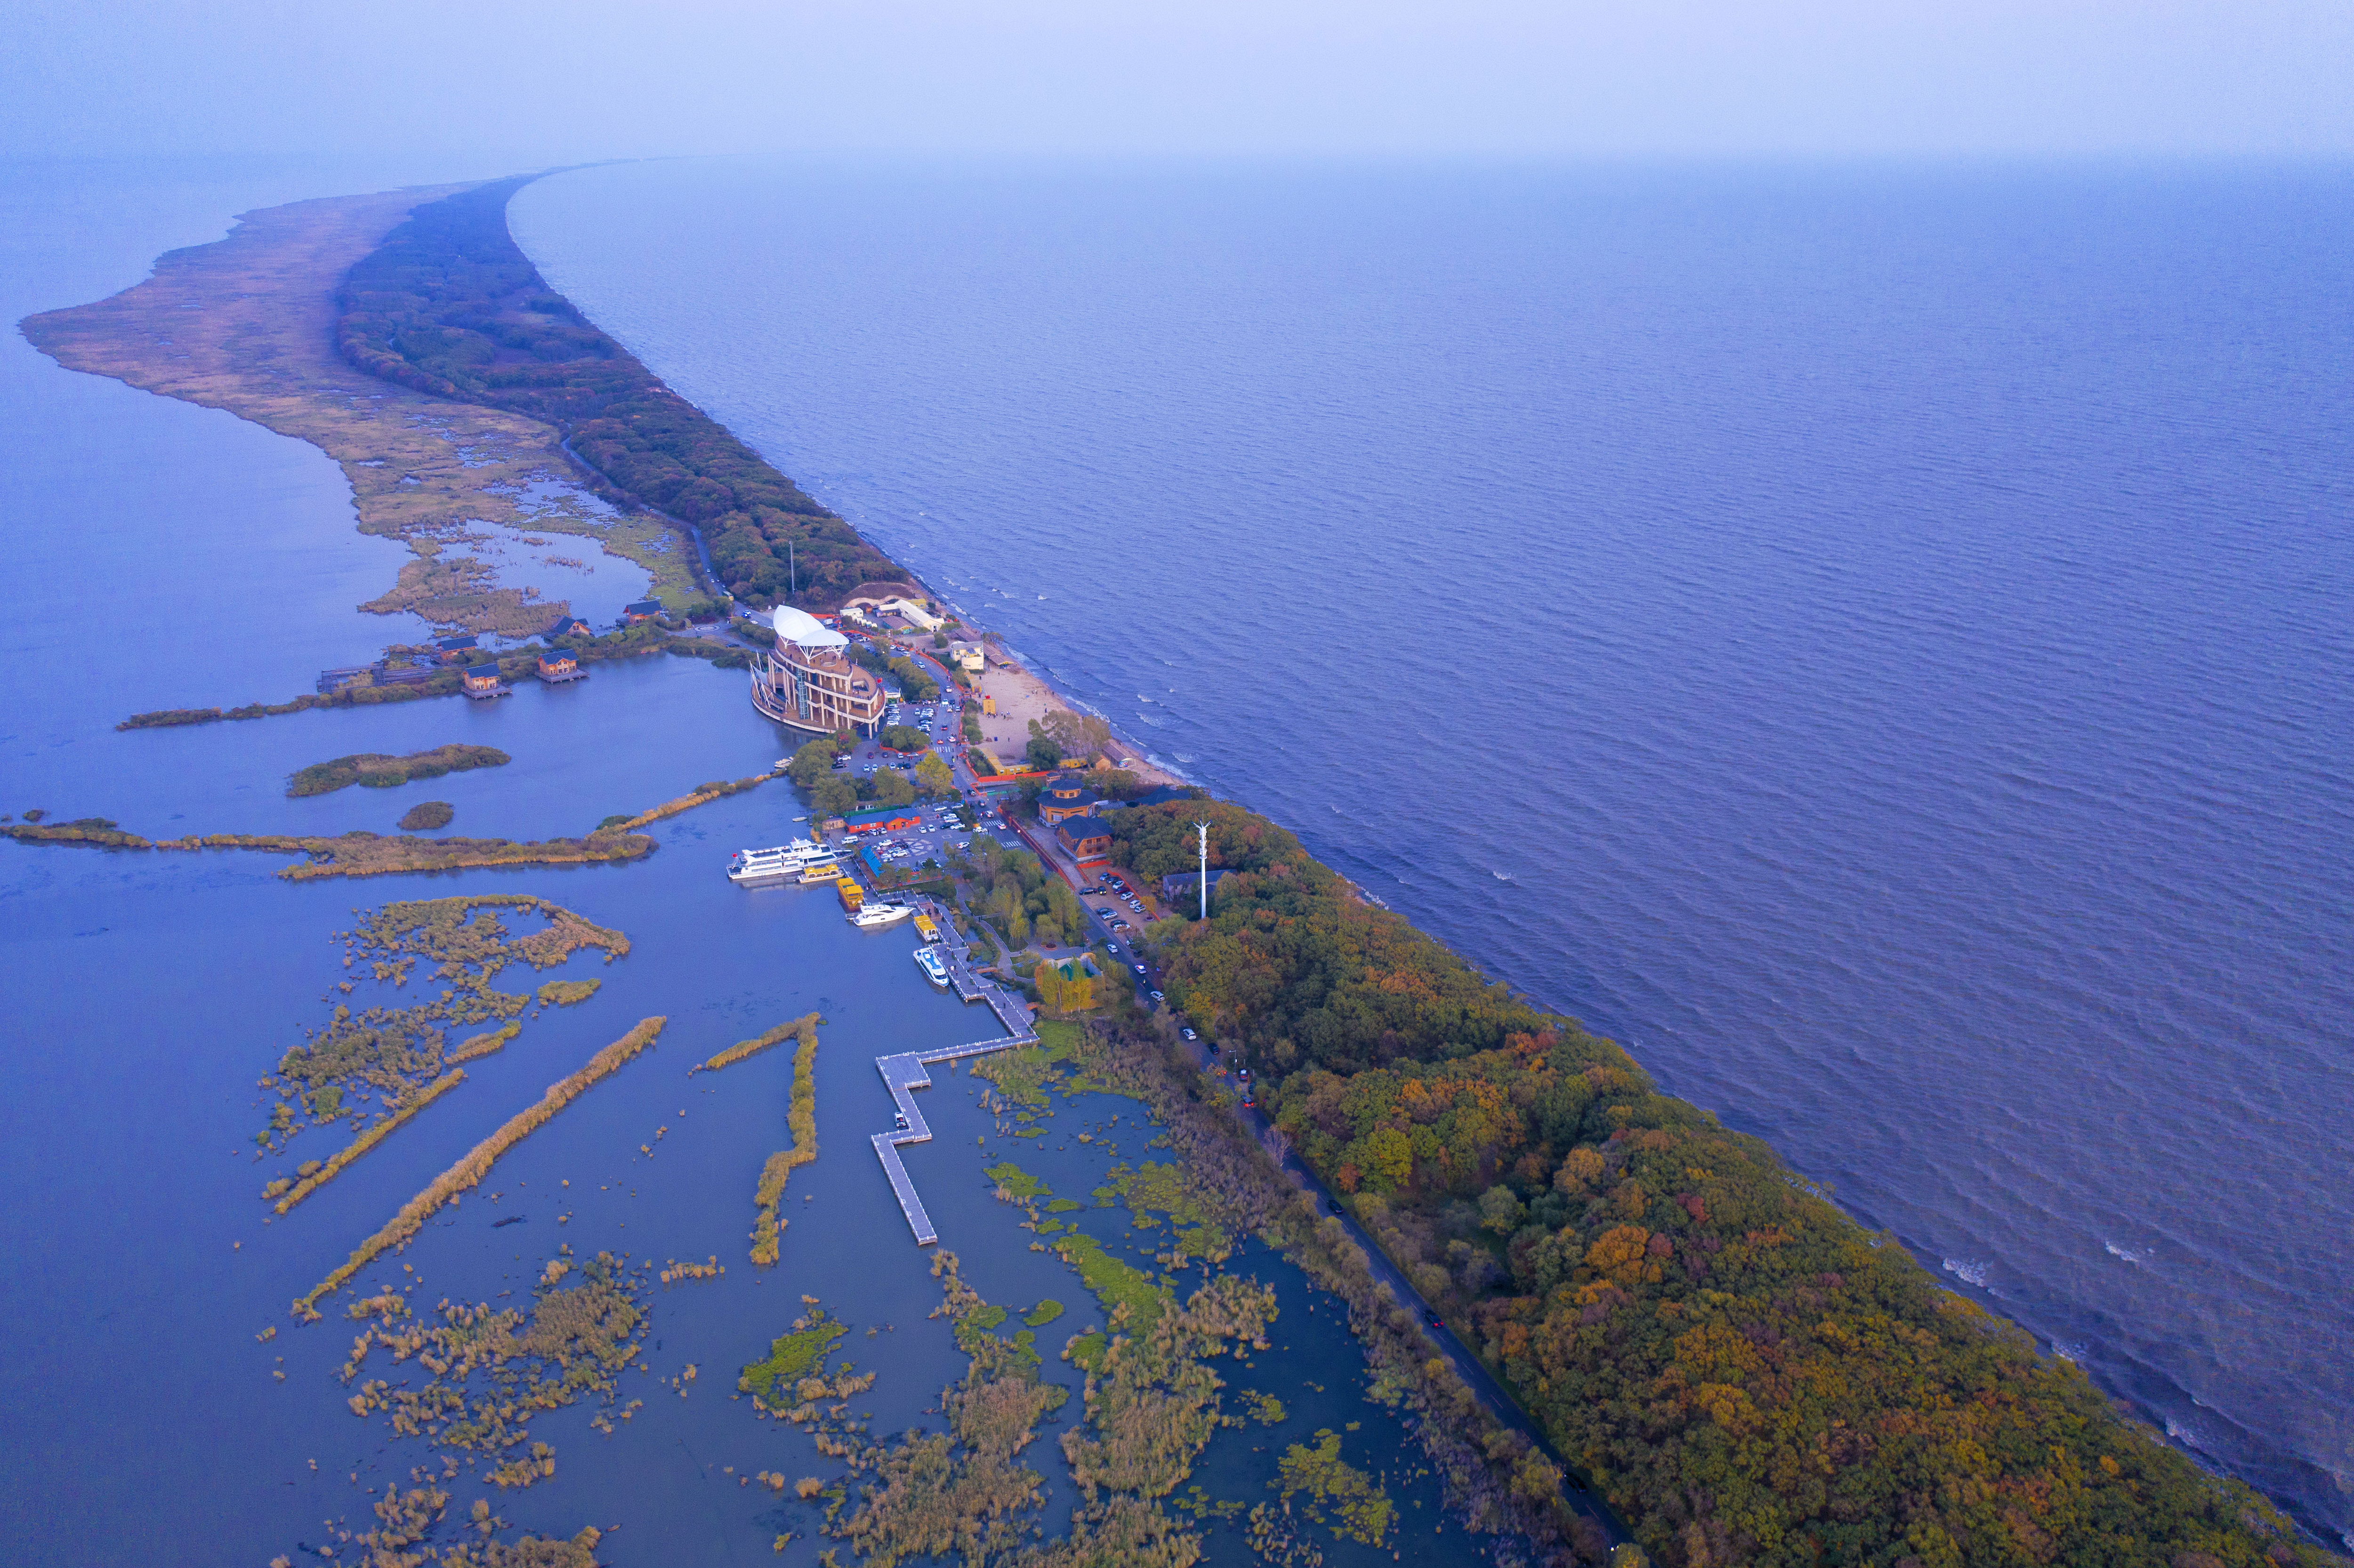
870, 902, 1039, 1245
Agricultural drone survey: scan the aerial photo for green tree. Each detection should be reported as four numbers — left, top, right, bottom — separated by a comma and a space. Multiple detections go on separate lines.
1360, 1128, 1413, 1192
787, 738, 838, 787
869, 768, 916, 808
915, 751, 955, 797
812, 775, 858, 819
1026, 732, 1064, 771
1477, 1184, 1525, 1235
1039, 709, 1112, 762
1045, 878, 1082, 934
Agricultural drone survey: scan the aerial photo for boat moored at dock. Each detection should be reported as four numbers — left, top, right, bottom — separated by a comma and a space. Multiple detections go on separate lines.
849, 902, 914, 928
726, 840, 830, 885
913, 946, 951, 986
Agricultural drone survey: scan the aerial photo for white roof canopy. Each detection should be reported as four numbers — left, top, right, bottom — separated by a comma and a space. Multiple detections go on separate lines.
773, 604, 848, 651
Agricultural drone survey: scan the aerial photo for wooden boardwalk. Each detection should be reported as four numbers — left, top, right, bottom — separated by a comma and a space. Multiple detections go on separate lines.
871, 907, 1039, 1245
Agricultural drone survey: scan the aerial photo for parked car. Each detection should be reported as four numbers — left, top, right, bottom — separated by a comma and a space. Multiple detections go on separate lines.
1180, 1028, 1197, 1041
1133, 964, 1147, 975
1149, 989, 1163, 1002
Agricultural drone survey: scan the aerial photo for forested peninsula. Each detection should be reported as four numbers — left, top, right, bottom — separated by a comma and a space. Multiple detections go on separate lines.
27, 170, 2339, 1565
335, 176, 901, 608
1105, 802, 2339, 1568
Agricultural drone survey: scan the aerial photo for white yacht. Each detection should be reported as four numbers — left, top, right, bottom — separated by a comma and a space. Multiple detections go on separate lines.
848, 902, 914, 929
913, 946, 951, 987
726, 840, 829, 885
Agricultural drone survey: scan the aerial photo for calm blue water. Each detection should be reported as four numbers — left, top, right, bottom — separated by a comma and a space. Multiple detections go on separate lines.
512, 158, 2354, 1543
0, 161, 1483, 1568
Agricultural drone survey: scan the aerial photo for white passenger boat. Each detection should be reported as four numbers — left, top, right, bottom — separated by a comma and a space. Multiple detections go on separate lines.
913, 946, 951, 987
726, 840, 829, 885
848, 902, 914, 928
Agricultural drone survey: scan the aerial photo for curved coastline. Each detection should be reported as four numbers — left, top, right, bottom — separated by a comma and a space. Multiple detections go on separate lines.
21, 171, 2343, 1566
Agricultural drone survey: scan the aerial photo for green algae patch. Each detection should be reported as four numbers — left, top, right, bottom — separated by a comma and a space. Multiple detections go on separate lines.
290, 743, 509, 798
1243, 1391, 1288, 1425
1047, 1197, 1082, 1213
535, 978, 600, 1007
1050, 1230, 1166, 1332
740, 1311, 849, 1401
1023, 1299, 1065, 1327
984, 1161, 1049, 1201
1272, 1429, 1393, 1545
973, 1020, 1085, 1108
824, 1253, 1071, 1568
1105, 1160, 1234, 1265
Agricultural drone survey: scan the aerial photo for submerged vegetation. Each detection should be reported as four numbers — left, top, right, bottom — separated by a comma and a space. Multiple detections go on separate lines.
272, 1069, 467, 1215
335, 177, 903, 610
746, 1016, 823, 1266
1270, 1430, 1393, 1546
533, 978, 601, 1007
289, 743, 509, 797
342, 1252, 646, 1488
296, 1017, 665, 1317
264, 895, 628, 1152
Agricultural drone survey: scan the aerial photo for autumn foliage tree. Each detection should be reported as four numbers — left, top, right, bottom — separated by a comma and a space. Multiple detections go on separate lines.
1104, 798, 2341, 1568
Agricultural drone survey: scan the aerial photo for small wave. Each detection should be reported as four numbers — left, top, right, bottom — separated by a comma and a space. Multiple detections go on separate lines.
1492, 870, 1517, 884
2104, 1241, 2148, 1265
2052, 1341, 2086, 1364
1943, 1257, 1989, 1288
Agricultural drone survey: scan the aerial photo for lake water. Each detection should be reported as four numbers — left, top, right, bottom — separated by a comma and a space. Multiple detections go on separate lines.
508, 157, 2354, 1545
0, 161, 1494, 1568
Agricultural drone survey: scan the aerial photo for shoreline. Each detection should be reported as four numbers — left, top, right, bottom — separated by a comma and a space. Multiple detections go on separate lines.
22, 170, 2343, 1566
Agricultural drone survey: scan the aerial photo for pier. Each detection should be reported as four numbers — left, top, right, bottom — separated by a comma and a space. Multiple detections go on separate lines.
871, 902, 1040, 1245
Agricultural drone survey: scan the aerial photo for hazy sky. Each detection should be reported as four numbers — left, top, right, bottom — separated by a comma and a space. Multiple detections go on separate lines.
9, 0, 2353, 161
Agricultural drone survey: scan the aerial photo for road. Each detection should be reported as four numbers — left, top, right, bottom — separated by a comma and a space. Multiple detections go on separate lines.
848, 635, 1628, 1546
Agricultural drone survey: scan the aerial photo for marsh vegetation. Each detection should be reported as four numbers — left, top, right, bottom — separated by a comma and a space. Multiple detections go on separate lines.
290, 744, 509, 798
342, 1252, 647, 1489
739, 1015, 822, 1266
296, 1017, 665, 1317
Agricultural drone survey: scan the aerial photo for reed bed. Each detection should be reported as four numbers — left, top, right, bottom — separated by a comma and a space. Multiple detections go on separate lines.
274, 1070, 466, 1215
448, 1022, 520, 1064
294, 1017, 665, 1317
748, 1016, 822, 1266
691, 1010, 819, 1076
612, 770, 777, 833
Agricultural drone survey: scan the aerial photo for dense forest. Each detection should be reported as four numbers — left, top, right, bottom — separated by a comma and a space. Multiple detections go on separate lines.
1106, 801, 2340, 1568
335, 177, 902, 607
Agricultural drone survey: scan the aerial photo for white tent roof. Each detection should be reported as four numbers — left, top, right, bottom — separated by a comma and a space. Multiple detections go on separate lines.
772, 604, 848, 651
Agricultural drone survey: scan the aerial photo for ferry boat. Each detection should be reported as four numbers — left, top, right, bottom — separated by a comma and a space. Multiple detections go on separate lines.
798, 860, 844, 884
836, 876, 864, 912
911, 911, 942, 943
848, 902, 914, 929
726, 840, 829, 885
913, 946, 951, 987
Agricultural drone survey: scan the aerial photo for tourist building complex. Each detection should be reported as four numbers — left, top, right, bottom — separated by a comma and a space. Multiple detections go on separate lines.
750, 604, 887, 736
